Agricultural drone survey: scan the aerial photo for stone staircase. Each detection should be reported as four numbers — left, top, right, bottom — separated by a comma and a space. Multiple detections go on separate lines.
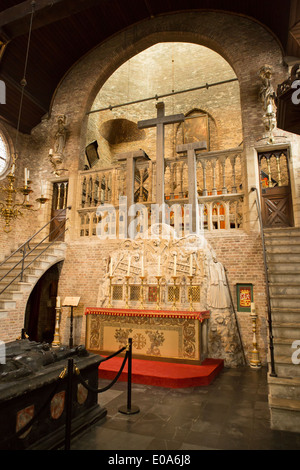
264, 227, 300, 432
0, 241, 66, 319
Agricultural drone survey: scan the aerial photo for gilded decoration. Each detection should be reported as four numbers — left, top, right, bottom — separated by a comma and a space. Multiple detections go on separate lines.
92, 225, 244, 366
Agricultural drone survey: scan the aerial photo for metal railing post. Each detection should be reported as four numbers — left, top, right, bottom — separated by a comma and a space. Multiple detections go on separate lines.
118, 338, 140, 415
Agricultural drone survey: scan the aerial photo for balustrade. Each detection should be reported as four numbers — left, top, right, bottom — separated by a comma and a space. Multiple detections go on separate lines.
77, 147, 244, 238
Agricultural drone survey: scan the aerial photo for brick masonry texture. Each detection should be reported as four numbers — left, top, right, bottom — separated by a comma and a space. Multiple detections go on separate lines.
1, 10, 300, 366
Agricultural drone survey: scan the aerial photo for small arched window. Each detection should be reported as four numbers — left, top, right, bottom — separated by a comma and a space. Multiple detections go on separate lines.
0, 131, 10, 177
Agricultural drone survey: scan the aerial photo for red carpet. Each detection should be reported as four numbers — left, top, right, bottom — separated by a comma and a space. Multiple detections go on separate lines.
98, 357, 224, 388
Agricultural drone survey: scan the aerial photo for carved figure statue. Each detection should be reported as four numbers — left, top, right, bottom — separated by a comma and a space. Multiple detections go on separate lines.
207, 253, 231, 309
54, 115, 67, 156
259, 65, 275, 112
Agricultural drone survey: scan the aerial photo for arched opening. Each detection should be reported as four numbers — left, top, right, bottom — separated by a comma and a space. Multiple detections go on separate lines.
24, 262, 63, 343
85, 42, 242, 169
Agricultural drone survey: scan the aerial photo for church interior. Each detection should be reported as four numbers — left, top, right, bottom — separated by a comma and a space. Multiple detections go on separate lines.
1, 0, 300, 451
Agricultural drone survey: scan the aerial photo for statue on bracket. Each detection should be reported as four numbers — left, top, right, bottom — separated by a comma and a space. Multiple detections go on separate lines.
49, 115, 68, 176
259, 65, 277, 143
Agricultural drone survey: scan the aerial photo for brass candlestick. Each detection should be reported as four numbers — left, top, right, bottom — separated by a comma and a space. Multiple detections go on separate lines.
155, 276, 162, 310
249, 304, 261, 369
171, 276, 178, 310
139, 276, 145, 309
52, 307, 61, 348
108, 275, 113, 307
187, 275, 194, 311
125, 275, 130, 308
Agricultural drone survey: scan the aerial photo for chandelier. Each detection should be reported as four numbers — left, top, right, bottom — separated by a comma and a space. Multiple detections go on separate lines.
0, 1, 48, 233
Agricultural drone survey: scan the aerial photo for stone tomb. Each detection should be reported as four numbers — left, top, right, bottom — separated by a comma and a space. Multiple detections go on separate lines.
0, 339, 107, 450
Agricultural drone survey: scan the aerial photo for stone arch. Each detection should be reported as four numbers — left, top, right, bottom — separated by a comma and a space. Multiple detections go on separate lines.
47, 11, 286, 170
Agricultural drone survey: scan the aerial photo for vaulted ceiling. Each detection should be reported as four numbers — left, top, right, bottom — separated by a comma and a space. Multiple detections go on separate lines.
0, 0, 299, 134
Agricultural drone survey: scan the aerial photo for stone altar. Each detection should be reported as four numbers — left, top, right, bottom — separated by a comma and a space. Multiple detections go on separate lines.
96, 225, 244, 367
85, 307, 210, 363
0, 339, 107, 450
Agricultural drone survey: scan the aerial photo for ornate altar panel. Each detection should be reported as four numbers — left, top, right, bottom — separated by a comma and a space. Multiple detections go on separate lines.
85, 307, 209, 364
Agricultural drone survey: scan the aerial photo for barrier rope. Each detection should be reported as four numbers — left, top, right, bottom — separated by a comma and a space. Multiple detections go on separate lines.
75, 350, 129, 394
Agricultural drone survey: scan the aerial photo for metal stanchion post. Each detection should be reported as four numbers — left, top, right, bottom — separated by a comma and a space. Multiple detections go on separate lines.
65, 358, 74, 450
118, 338, 140, 415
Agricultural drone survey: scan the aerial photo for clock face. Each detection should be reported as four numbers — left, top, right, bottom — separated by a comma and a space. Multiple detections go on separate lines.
0, 133, 9, 177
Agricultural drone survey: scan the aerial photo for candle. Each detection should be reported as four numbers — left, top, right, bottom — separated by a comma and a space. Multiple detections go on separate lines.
27, 169, 29, 181
56, 296, 60, 308
141, 255, 144, 277
24, 168, 27, 186
251, 302, 256, 314
11, 163, 15, 175
127, 256, 131, 276
49, 148, 53, 155
174, 254, 177, 276
158, 255, 161, 276
41, 180, 44, 196
189, 254, 193, 276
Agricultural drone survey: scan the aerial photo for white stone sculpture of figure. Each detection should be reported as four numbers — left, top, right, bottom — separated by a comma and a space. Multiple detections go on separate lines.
54, 115, 67, 156
207, 253, 231, 309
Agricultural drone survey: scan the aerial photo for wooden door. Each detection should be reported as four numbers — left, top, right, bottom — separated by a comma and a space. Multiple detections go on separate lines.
49, 181, 68, 241
258, 150, 294, 228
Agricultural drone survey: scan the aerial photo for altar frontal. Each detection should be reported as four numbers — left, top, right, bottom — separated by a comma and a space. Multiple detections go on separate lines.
85, 307, 209, 363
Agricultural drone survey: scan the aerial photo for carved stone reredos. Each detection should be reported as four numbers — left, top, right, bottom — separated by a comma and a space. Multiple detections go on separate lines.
110, 224, 208, 282
96, 224, 244, 367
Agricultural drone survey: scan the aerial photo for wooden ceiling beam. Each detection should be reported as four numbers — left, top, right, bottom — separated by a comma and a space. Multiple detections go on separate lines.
0, 0, 106, 39
0, 71, 48, 113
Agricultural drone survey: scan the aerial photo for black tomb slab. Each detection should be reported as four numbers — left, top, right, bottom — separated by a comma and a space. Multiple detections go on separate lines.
0, 339, 107, 450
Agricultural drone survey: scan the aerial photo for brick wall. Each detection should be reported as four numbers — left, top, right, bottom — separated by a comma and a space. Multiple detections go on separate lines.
1, 10, 300, 366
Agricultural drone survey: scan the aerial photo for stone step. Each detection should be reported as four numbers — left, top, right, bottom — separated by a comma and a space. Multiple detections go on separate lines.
268, 375, 300, 401
268, 354, 300, 377
0, 298, 16, 309
264, 227, 300, 237
0, 264, 45, 277
269, 396, 300, 432
268, 272, 300, 283
272, 308, 300, 323
273, 337, 298, 356
273, 322, 300, 339
9, 251, 63, 265
0, 309, 8, 319
265, 243, 300, 253
267, 261, 300, 273
269, 284, 300, 296
1, 290, 24, 301
267, 252, 300, 263
271, 296, 300, 309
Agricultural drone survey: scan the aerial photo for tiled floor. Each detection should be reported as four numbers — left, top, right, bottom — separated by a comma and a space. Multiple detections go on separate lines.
70, 366, 300, 451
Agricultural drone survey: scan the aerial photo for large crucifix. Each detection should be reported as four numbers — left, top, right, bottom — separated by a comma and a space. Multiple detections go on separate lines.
138, 102, 185, 207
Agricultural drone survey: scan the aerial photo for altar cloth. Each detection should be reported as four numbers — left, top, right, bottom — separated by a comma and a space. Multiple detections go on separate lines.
85, 307, 210, 364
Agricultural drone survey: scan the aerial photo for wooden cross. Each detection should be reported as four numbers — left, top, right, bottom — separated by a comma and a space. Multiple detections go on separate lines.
138, 102, 185, 207
116, 149, 150, 235
177, 141, 207, 233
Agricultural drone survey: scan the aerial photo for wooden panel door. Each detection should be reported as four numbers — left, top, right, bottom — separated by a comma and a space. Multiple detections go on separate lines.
258, 150, 294, 228
49, 181, 68, 241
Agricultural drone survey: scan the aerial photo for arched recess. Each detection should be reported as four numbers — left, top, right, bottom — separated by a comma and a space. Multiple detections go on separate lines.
24, 262, 64, 343
47, 10, 286, 173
